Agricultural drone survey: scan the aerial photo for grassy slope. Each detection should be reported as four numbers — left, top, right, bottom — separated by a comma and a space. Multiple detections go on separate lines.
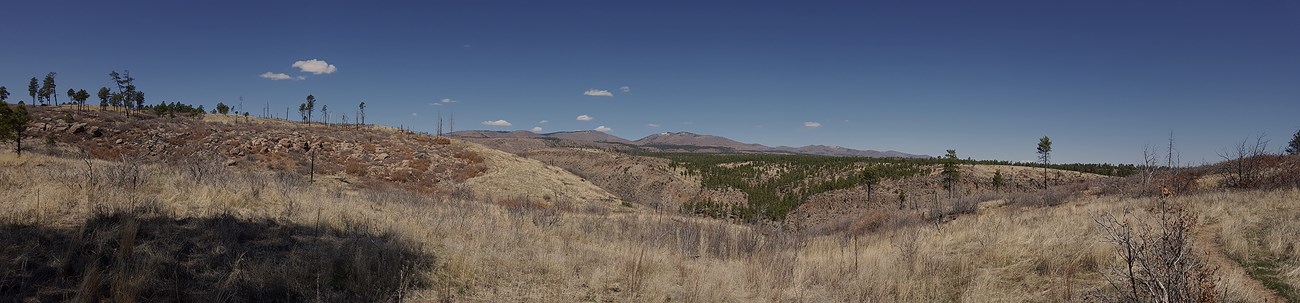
3, 152, 1295, 302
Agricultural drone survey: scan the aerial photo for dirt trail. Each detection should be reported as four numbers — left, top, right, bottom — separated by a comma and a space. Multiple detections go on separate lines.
1194, 225, 1288, 302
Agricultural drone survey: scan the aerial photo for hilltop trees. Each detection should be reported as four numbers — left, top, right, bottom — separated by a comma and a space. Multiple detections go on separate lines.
40, 73, 57, 106
215, 102, 230, 115
298, 103, 308, 122
97, 87, 110, 110
0, 101, 32, 156
109, 70, 143, 115
359, 101, 366, 126
321, 104, 328, 125
1037, 136, 1052, 188
1287, 130, 1300, 155
67, 88, 89, 111
28, 78, 38, 104
305, 95, 316, 123
0, 86, 9, 102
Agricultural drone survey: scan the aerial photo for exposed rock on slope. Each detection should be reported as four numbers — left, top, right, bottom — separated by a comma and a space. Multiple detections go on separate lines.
21, 107, 622, 208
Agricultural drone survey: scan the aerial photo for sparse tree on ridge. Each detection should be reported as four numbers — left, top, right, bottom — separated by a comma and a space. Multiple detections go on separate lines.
321, 104, 328, 125
0, 86, 9, 102
67, 89, 76, 109
298, 103, 308, 122
1287, 130, 1300, 155
97, 87, 110, 110
305, 95, 316, 123
75, 89, 90, 110
134, 91, 145, 109
216, 102, 230, 115
359, 101, 366, 126
1038, 136, 1053, 188
0, 101, 32, 156
28, 77, 38, 104
41, 73, 57, 106
109, 70, 141, 115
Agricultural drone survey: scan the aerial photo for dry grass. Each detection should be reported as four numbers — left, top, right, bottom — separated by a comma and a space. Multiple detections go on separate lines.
2, 152, 1296, 302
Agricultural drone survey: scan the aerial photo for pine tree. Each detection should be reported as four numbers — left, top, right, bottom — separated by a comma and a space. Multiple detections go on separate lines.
0, 101, 32, 156
861, 166, 880, 202
1037, 136, 1053, 188
942, 149, 960, 199
305, 95, 316, 123
97, 87, 111, 110
1286, 130, 1300, 155
28, 77, 38, 104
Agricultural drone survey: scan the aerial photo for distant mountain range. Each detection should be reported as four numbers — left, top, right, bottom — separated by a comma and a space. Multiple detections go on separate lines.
449, 130, 927, 158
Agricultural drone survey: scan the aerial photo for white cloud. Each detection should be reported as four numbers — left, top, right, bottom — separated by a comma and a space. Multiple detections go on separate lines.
620, 86, 631, 93
531, 126, 543, 132
441, 98, 457, 104
594, 126, 612, 132
259, 72, 300, 81
292, 59, 338, 75
583, 89, 613, 97
481, 120, 512, 127
411, 113, 418, 117
539, 120, 548, 124
576, 115, 593, 121
804, 121, 822, 128
647, 123, 660, 128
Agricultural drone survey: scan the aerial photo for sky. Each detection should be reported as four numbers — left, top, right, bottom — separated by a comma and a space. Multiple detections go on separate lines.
1, 0, 1297, 164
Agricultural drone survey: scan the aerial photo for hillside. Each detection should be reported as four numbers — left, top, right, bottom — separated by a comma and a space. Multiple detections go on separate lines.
3, 107, 1298, 302
16, 107, 624, 211
3, 150, 1296, 302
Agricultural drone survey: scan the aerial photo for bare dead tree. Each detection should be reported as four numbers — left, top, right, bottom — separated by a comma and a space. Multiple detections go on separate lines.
1216, 134, 1269, 189
1093, 201, 1220, 302
1141, 144, 1160, 193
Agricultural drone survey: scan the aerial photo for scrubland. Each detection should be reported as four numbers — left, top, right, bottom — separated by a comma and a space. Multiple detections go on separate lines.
3, 151, 1297, 302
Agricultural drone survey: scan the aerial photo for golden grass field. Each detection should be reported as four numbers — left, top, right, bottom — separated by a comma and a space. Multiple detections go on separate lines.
1, 151, 1297, 302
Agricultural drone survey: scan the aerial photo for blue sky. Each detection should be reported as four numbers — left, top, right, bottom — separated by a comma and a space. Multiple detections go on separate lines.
2, 0, 1297, 164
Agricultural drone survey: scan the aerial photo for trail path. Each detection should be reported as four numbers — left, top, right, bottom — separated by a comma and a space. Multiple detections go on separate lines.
1194, 224, 1288, 303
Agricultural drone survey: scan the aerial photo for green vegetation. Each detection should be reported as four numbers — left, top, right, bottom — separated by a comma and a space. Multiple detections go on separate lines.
941, 149, 960, 199
149, 101, 206, 117
657, 153, 928, 221
992, 170, 1005, 190
646, 151, 1136, 221
0, 101, 32, 156
1287, 129, 1299, 155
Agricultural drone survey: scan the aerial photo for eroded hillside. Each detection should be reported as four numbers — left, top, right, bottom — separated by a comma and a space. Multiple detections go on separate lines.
17, 107, 624, 211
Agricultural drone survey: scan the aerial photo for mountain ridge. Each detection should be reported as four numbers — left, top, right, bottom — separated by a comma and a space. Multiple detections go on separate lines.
449, 130, 928, 158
